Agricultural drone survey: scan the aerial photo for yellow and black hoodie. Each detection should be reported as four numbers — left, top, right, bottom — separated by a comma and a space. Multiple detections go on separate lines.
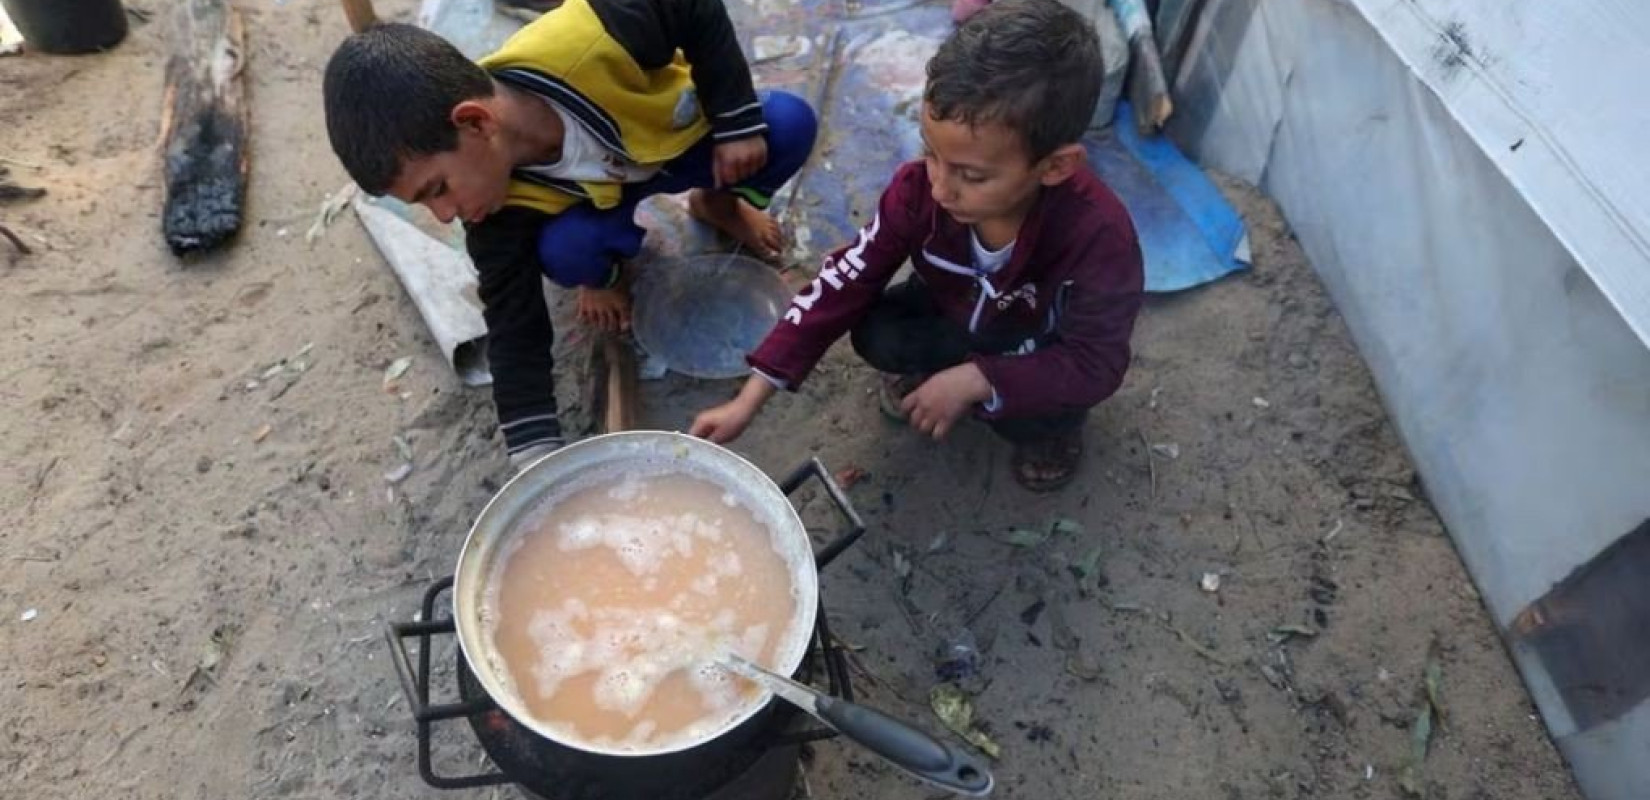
466, 0, 767, 458
478, 0, 767, 215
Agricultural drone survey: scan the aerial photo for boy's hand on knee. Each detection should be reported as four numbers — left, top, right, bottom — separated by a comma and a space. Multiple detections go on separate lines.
902, 363, 994, 440
713, 138, 769, 188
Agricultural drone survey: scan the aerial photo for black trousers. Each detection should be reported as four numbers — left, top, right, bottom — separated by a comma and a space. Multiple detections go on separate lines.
849, 279, 1088, 444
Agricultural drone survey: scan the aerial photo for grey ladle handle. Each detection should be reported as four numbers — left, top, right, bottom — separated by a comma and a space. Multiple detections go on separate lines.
812, 694, 994, 796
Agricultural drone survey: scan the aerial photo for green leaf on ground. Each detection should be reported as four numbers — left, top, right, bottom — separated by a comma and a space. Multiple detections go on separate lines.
929, 683, 1002, 759
992, 527, 1049, 548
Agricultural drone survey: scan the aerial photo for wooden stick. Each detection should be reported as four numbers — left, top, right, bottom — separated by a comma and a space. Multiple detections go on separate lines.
1112, 0, 1174, 133
600, 336, 639, 433
1126, 35, 1174, 134
0, 223, 31, 255
340, 0, 378, 33
161, 0, 249, 256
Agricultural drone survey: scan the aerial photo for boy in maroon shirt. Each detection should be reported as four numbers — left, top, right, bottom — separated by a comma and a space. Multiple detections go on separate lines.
692, 0, 1144, 492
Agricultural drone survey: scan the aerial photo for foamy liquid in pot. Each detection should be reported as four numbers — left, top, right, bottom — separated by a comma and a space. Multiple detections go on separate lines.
484, 471, 801, 752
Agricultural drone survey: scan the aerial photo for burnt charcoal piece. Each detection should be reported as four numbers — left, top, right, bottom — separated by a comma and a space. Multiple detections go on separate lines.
161, 0, 248, 256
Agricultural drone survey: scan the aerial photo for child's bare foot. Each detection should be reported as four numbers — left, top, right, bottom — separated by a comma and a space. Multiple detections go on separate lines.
576, 285, 632, 332
575, 261, 633, 333
688, 188, 784, 262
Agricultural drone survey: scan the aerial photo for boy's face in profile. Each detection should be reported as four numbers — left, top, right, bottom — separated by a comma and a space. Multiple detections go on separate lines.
386, 105, 514, 226
919, 104, 1079, 228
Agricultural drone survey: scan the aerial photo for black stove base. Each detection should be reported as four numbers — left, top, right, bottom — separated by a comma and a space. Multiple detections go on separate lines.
384, 458, 866, 800
455, 652, 815, 800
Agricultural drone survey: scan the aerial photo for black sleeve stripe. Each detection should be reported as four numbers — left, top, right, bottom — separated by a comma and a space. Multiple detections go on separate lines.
716, 101, 762, 119
507, 433, 566, 454
466, 206, 564, 458
500, 412, 561, 430
712, 122, 768, 141
502, 420, 564, 449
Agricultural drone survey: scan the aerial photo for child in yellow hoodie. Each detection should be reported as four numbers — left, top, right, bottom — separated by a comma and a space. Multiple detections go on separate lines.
323, 0, 817, 466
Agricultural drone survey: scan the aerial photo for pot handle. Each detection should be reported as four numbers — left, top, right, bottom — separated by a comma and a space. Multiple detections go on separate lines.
779, 458, 866, 569
814, 694, 995, 796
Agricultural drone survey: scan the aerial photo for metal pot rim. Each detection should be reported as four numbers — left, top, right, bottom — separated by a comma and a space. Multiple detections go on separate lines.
450, 431, 820, 757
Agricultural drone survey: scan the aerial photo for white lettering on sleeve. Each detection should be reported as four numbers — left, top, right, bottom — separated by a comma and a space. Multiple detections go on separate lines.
782, 213, 883, 326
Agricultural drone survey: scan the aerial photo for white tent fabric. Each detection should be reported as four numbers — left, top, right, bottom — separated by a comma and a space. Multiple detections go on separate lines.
1168, 1, 1650, 797
1354, 0, 1650, 350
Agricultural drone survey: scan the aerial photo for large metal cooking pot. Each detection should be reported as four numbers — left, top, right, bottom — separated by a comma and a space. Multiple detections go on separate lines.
451, 431, 820, 757
396, 430, 993, 796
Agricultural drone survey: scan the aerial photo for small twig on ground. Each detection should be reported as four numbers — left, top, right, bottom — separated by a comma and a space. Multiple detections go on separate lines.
0, 154, 44, 169
1161, 619, 1232, 666
0, 223, 32, 254
892, 588, 925, 635
30, 456, 59, 492
768, 29, 844, 229
964, 576, 1010, 626
1109, 599, 1234, 666
92, 726, 145, 770
842, 649, 930, 711
1139, 429, 1157, 499
25, 456, 60, 514
841, 648, 890, 690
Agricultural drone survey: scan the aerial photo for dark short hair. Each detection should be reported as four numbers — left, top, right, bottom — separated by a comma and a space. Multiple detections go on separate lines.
322, 23, 494, 194
924, 0, 1103, 161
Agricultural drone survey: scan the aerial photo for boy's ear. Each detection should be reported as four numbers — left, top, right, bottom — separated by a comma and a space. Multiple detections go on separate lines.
1037, 143, 1088, 187
450, 99, 499, 136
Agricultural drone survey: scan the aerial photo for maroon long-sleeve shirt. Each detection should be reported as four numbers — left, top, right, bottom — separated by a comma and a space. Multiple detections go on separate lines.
750, 160, 1144, 419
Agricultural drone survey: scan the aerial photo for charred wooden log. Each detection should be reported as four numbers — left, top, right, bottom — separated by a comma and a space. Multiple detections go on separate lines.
160, 0, 248, 256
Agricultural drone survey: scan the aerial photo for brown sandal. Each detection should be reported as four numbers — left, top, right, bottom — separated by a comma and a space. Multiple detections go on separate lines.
877, 372, 928, 422
1012, 430, 1085, 493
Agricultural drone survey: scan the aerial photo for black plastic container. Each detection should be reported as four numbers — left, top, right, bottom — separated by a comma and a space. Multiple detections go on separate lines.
2, 0, 128, 54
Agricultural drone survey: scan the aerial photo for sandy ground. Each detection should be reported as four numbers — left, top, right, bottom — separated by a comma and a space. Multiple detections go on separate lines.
0, 1, 1581, 799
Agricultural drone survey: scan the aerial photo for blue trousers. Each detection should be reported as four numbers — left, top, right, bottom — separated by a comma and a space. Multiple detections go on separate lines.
537, 90, 818, 288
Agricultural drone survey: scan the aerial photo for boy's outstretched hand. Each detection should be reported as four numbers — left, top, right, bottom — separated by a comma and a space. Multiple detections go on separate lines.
902, 363, 995, 439
713, 137, 769, 188
690, 400, 757, 444
690, 376, 778, 444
